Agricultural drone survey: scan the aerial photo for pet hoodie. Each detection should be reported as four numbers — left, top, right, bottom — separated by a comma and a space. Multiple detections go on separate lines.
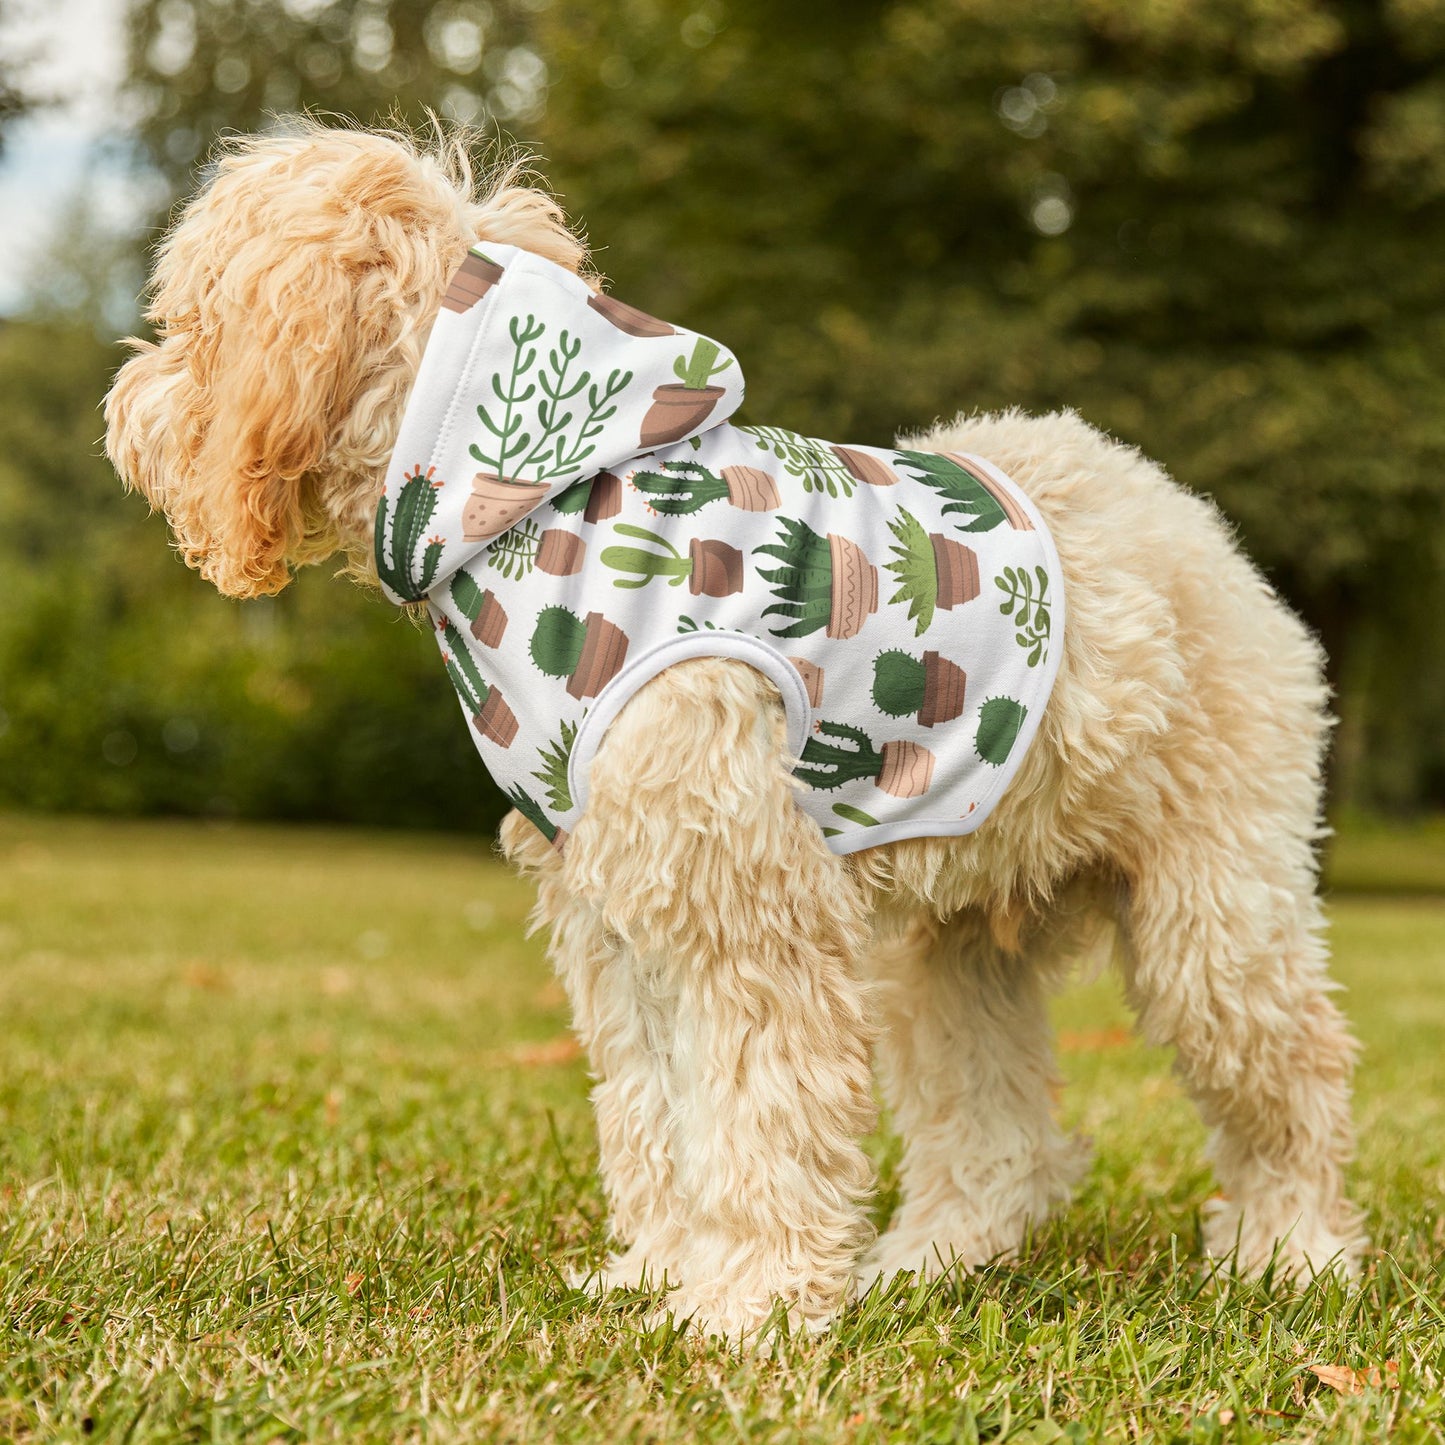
376, 242, 1065, 853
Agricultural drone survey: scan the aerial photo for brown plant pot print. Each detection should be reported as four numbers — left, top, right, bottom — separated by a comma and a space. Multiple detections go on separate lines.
941, 452, 1034, 530
789, 657, 825, 709
549, 827, 569, 854
474, 690, 518, 747
568, 612, 629, 700
832, 445, 899, 487
931, 533, 980, 609
826, 533, 880, 640
640, 385, 726, 448
463, 473, 551, 542
537, 529, 586, 576
919, 651, 967, 728
471, 589, 508, 647
687, 539, 744, 596
583, 470, 623, 524
587, 292, 676, 337
721, 465, 781, 511
878, 740, 936, 798
443, 253, 505, 314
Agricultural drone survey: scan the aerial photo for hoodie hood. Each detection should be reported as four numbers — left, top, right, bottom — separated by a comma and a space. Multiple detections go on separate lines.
375, 243, 745, 604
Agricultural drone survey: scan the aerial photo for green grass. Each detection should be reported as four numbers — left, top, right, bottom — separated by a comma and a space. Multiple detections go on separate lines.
2, 813, 1443, 1443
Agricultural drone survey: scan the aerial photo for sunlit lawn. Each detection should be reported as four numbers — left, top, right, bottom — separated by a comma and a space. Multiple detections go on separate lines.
2, 812, 1443, 1442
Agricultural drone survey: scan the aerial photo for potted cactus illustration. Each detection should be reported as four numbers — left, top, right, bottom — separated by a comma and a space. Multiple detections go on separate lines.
788, 656, 825, 708
449, 571, 508, 646
831, 445, 899, 488
506, 784, 565, 851
465, 314, 633, 541
884, 508, 980, 636
587, 291, 676, 337
796, 720, 936, 799
630, 459, 779, 514
895, 450, 1032, 533
439, 620, 517, 746
741, 425, 860, 497
443, 250, 505, 314
600, 523, 743, 596
976, 696, 1028, 765
755, 516, 878, 640
374, 465, 445, 601
640, 338, 733, 447
529, 605, 630, 699
550, 470, 624, 524
872, 649, 967, 727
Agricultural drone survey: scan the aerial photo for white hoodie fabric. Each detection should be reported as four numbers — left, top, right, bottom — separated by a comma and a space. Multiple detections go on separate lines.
377, 243, 1064, 852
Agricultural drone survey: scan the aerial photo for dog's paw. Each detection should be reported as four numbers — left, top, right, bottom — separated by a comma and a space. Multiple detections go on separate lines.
645, 1287, 836, 1351
570, 1245, 674, 1296
1202, 1196, 1367, 1283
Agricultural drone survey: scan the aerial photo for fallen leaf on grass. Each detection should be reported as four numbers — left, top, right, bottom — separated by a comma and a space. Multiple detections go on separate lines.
1057, 1027, 1133, 1052
1309, 1362, 1399, 1395
500, 1037, 583, 1068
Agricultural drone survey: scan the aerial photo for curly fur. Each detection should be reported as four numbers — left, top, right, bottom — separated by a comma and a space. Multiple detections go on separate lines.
106, 123, 1365, 1344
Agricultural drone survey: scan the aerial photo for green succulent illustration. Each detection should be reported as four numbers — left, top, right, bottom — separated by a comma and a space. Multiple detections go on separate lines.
506, 784, 560, 846
872, 650, 929, 717
601, 524, 693, 588
895, 450, 1010, 533
755, 517, 834, 636
374, 465, 444, 600
739, 425, 857, 497
795, 720, 886, 790
439, 620, 491, 714
819, 800, 882, 838
470, 313, 632, 483
530, 606, 589, 676
533, 721, 578, 813
884, 510, 939, 634
672, 337, 733, 390
976, 696, 1028, 765
485, 517, 540, 579
996, 565, 1052, 666
630, 459, 731, 513
550, 477, 594, 513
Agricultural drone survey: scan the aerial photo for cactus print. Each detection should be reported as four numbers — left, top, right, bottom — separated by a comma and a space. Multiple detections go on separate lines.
378, 242, 1063, 853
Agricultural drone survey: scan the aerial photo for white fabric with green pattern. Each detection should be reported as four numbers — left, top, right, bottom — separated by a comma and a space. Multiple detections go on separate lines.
377, 243, 1064, 852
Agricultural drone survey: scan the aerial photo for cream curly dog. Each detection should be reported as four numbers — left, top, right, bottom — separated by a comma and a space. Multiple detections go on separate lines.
105, 124, 1364, 1341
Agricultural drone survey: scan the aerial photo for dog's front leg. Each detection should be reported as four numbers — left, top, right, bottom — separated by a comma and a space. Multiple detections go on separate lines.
564, 659, 878, 1343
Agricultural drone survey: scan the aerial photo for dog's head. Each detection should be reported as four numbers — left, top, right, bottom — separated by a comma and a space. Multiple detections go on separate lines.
105, 122, 586, 598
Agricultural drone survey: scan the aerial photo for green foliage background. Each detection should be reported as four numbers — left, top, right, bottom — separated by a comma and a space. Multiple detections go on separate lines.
2, 0, 1444, 827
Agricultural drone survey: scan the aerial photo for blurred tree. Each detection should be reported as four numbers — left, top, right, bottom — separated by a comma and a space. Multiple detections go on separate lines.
0, 0, 37, 152
9, 0, 1435, 824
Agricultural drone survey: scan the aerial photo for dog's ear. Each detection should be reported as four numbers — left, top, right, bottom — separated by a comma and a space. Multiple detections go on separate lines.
107, 224, 356, 599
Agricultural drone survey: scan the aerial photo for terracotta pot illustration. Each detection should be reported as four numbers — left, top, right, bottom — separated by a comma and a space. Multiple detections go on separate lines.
537, 529, 586, 576
877, 740, 936, 798
789, 657, 825, 709
721, 464, 781, 511
471, 589, 508, 647
474, 689, 518, 748
549, 827, 569, 854
687, 538, 744, 596
462, 473, 551, 542
587, 292, 676, 337
942, 452, 1034, 530
826, 532, 880, 640
443, 253, 505, 315
583, 470, 623, 524
640, 385, 726, 448
569, 611, 630, 699
832, 445, 899, 488
931, 533, 980, 609
919, 650, 967, 728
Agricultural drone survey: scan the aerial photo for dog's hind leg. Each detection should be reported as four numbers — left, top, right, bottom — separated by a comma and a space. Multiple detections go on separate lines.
563, 658, 878, 1342
860, 908, 1089, 1288
1119, 831, 1365, 1280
